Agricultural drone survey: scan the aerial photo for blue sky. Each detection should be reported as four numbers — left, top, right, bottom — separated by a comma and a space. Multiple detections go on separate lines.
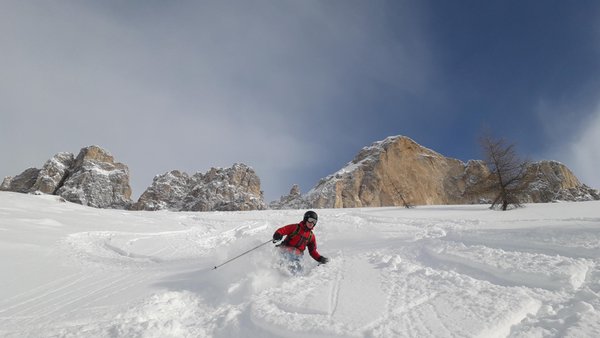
1, 1, 599, 202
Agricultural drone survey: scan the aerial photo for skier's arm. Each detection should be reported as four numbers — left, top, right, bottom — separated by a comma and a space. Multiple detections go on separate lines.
307, 235, 322, 261
273, 224, 298, 241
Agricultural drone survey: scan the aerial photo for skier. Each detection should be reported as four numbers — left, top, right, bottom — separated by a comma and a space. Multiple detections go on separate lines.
272, 210, 329, 274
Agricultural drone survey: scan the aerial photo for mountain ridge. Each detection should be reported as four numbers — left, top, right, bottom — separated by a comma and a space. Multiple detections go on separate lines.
2, 136, 598, 210
270, 135, 599, 209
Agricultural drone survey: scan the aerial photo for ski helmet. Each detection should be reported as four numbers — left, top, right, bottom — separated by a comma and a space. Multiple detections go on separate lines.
303, 210, 318, 225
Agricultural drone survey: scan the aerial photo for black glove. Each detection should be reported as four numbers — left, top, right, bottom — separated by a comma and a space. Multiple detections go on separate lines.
318, 256, 329, 264
273, 232, 283, 243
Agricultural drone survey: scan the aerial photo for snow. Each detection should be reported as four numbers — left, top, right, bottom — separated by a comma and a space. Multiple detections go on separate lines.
1, 192, 600, 337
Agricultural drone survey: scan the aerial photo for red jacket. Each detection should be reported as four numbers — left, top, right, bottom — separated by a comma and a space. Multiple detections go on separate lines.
275, 221, 322, 261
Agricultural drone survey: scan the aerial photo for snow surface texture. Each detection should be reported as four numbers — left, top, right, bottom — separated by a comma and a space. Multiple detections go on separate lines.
1, 192, 600, 337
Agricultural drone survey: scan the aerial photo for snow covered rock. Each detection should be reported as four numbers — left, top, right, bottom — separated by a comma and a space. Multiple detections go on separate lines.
2, 146, 132, 209
269, 184, 306, 209
521, 160, 600, 202
132, 163, 266, 211
0, 167, 40, 193
130, 170, 190, 211
33, 152, 75, 194
1, 153, 75, 194
55, 146, 132, 209
275, 136, 486, 208
273, 136, 599, 209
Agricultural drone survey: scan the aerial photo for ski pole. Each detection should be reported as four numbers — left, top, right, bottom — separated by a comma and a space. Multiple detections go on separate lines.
213, 239, 273, 270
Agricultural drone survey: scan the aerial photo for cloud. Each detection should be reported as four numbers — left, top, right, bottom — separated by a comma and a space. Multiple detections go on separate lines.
0, 1, 432, 201
541, 103, 600, 189
561, 109, 600, 189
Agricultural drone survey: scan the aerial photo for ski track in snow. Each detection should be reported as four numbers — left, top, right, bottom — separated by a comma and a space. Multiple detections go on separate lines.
1, 193, 600, 337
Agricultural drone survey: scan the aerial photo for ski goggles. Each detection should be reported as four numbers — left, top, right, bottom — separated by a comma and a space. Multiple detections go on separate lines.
306, 217, 317, 225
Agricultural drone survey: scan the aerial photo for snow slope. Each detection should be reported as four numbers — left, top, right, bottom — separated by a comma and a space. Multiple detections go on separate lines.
1, 192, 600, 337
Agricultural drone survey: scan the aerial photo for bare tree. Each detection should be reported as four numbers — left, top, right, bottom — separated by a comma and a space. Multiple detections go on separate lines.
478, 134, 531, 210
389, 181, 414, 208
398, 193, 414, 209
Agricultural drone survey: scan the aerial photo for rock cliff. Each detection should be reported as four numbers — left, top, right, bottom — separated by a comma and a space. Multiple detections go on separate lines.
55, 146, 132, 209
521, 161, 599, 202
132, 163, 266, 211
1, 146, 132, 209
272, 136, 598, 209
3, 137, 595, 211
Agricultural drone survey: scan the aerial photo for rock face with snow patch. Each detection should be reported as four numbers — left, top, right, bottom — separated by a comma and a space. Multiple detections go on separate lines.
1, 146, 132, 209
269, 184, 306, 210
132, 163, 266, 211
33, 152, 75, 194
0, 168, 40, 193
521, 161, 599, 203
277, 136, 488, 208
273, 136, 598, 209
130, 170, 190, 211
55, 146, 132, 209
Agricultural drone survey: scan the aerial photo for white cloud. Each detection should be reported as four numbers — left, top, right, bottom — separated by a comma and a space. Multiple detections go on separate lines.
543, 107, 600, 189
563, 109, 600, 188
0, 1, 432, 201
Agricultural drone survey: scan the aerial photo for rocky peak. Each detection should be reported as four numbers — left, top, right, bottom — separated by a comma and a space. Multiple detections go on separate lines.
73, 145, 115, 167
301, 135, 472, 208
521, 160, 599, 202
289, 184, 301, 197
130, 170, 191, 211
0, 168, 40, 193
1, 146, 132, 209
34, 152, 75, 194
269, 184, 303, 209
272, 135, 599, 209
132, 163, 266, 211
56, 146, 132, 209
